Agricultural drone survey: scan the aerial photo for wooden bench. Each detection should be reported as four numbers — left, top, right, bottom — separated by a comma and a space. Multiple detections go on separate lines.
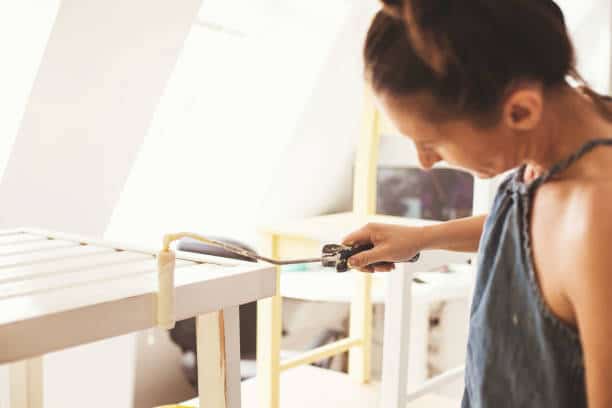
0, 228, 275, 408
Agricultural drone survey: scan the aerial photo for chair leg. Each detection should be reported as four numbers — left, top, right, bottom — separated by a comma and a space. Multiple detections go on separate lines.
197, 307, 242, 408
348, 272, 372, 383
381, 266, 413, 408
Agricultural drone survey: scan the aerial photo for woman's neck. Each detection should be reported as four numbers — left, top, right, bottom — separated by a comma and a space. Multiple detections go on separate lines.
522, 86, 612, 174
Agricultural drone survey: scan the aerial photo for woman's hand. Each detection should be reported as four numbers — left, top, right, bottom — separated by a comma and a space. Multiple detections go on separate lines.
342, 223, 424, 273
342, 216, 487, 273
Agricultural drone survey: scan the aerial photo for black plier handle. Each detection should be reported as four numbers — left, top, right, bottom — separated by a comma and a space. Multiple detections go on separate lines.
322, 243, 420, 273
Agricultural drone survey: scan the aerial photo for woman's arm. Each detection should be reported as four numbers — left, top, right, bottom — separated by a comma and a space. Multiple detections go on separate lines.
342, 214, 486, 272
420, 214, 486, 252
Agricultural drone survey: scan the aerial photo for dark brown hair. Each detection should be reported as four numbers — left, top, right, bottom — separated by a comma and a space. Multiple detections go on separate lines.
365, 0, 610, 125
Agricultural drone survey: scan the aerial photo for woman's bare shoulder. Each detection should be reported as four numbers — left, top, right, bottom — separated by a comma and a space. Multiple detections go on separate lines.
558, 176, 612, 292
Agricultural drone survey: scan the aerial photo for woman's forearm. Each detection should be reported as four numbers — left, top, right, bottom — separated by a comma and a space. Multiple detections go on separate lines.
420, 215, 486, 252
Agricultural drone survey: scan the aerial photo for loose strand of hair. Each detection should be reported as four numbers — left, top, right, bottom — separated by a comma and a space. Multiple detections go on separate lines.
571, 70, 612, 122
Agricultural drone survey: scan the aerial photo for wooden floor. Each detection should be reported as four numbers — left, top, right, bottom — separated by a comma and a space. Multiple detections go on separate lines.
182, 365, 458, 408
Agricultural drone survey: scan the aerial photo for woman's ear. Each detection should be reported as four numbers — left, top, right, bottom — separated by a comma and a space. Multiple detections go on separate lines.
502, 87, 543, 131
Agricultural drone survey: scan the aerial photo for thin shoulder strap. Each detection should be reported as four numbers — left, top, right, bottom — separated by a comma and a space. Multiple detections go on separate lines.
529, 139, 612, 190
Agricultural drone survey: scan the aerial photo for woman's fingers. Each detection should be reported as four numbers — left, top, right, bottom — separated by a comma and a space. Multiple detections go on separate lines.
342, 223, 422, 272
342, 224, 376, 246
348, 245, 388, 269
357, 265, 375, 273
354, 262, 395, 273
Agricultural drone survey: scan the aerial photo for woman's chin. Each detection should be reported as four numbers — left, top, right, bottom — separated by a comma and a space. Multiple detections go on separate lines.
473, 169, 496, 179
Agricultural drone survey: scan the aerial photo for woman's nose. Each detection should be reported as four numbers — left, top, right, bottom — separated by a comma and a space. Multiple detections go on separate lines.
417, 150, 441, 169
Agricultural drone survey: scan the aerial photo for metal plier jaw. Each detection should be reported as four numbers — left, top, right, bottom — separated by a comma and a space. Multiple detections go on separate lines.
321, 243, 421, 273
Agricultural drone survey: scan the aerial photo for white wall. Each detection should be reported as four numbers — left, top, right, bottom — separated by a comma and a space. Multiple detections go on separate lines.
0, 0, 201, 236
0, 0, 201, 406
0, 1, 60, 182
257, 2, 379, 222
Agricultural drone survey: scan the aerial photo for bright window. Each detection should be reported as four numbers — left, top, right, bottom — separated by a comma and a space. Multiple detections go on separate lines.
105, 1, 358, 246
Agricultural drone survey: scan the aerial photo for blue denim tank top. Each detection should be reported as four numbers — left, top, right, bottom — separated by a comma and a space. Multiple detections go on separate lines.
462, 139, 612, 407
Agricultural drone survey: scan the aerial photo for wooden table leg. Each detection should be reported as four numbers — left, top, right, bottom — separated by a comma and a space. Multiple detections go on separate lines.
256, 233, 281, 408
380, 265, 413, 408
9, 357, 43, 408
197, 306, 241, 408
256, 288, 281, 408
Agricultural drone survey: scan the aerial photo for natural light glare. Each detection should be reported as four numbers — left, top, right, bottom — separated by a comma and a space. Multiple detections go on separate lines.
198, 0, 352, 33
0, 1, 60, 180
106, 1, 354, 246
557, 0, 611, 91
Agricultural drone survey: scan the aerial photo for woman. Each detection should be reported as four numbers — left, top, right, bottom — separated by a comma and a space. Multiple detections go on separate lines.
343, 1, 612, 406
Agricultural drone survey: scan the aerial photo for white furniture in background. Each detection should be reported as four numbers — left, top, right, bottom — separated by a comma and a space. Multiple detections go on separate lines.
242, 212, 473, 408
281, 262, 474, 385
0, 228, 275, 408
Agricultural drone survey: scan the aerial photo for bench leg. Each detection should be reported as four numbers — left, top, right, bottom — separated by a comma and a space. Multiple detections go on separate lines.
197, 307, 241, 408
9, 358, 43, 408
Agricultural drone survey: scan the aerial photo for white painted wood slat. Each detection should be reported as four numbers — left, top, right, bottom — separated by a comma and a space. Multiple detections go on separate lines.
0, 258, 194, 300
0, 234, 47, 246
0, 262, 245, 325
0, 245, 110, 269
25, 228, 245, 267
0, 240, 76, 257
0, 250, 258, 326
0, 230, 26, 238
0, 249, 135, 284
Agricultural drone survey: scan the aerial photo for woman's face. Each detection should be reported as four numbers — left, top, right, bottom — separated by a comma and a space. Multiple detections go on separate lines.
378, 91, 517, 178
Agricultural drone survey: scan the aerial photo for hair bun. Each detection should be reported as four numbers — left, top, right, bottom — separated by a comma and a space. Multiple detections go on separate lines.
380, 0, 402, 6
380, 0, 404, 19
364, 0, 576, 121
395, 0, 567, 76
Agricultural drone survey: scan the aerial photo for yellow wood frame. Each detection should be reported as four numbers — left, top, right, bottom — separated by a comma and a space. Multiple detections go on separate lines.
256, 87, 382, 407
